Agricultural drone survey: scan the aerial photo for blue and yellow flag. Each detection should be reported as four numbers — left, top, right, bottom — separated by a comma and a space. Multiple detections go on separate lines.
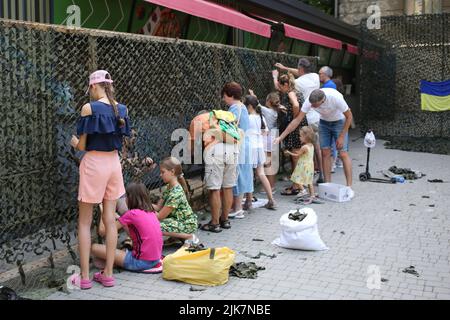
420, 79, 450, 112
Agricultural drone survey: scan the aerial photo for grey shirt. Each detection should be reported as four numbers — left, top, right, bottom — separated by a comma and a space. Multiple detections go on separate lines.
260, 105, 278, 130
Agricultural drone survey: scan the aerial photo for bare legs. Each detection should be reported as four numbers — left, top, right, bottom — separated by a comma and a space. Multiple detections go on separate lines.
221, 187, 233, 221
255, 166, 274, 203
208, 189, 221, 225
82, 199, 117, 279
321, 148, 332, 183
100, 199, 117, 277
321, 148, 352, 187
91, 244, 126, 268
78, 202, 94, 280
208, 187, 233, 224
314, 142, 324, 181
339, 151, 353, 187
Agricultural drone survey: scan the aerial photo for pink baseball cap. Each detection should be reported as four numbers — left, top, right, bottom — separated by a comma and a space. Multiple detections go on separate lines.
85, 70, 114, 94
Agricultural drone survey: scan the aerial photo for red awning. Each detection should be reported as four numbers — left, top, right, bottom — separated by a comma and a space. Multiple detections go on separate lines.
284, 23, 342, 50
145, 0, 272, 38
346, 43, 359, 55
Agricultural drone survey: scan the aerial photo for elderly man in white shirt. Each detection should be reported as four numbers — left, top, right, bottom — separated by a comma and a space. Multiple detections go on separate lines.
274, 88, 354, 198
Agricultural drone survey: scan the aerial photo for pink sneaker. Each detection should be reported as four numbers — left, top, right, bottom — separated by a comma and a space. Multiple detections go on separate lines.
69, 273, 93, 290
93, 271, 115, 287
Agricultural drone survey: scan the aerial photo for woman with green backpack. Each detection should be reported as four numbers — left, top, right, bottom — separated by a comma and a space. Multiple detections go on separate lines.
221, 82, 254, 219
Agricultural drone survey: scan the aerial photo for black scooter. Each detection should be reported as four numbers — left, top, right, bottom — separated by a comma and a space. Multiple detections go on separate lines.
359, 130, 396, 184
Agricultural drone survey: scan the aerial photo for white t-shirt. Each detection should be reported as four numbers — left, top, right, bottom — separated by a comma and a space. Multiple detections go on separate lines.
295, 73, 321, 124
301, 88, 349, 122
248, 114, 268, 149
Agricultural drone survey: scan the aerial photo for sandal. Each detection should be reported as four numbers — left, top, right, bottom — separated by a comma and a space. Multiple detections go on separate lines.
311, 197, 325, 204
243, 201, 252, 211
281, 186, 300, 196
200, 222, 222, 233
264, 200, 277, 210
220, 219, 231, 229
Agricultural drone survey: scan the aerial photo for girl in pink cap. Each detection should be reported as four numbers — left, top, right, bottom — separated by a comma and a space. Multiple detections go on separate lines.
69, 70, 130, 289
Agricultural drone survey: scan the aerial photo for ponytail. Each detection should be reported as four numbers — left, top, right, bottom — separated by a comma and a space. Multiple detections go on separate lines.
101, 75, 125, 128
255, 105, 266, 130
161, 157, 190, 200
177, 174, 190, 201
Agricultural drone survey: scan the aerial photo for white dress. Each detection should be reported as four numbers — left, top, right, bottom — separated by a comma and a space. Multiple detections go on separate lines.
248, 114, 268, 168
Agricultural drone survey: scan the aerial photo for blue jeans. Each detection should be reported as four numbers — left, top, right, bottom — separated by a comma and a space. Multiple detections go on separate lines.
319, 119, 349, 152
123, 250, 160, 272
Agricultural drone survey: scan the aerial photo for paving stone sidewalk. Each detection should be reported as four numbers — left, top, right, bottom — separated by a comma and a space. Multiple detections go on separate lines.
47, 133, 450, 300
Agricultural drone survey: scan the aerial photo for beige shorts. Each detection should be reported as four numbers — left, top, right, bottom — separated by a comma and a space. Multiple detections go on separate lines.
204, 143, 238, 190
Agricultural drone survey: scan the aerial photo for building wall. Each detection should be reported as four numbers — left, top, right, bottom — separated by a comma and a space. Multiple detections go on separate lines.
339, 0, 449, 26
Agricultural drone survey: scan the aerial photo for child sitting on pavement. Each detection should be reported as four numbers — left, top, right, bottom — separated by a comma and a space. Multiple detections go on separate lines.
92, 183, 163, 273
152, 157, 199, 246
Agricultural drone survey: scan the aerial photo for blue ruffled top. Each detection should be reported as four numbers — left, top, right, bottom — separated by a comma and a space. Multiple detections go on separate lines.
76, 101, 131, 151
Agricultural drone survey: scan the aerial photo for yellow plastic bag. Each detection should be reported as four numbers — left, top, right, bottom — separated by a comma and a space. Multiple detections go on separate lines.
162, 247, 235, 286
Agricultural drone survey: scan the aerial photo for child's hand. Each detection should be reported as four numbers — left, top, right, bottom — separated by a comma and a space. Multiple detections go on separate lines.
283, 149, 291, 157
248, 89, 257, 98
70, 135, 79, 149
142, 157, 154, 167
272, 69, 279, 79
274, 62, 284, 70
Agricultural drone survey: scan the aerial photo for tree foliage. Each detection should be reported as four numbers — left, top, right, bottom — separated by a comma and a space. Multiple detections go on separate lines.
300, 0, 334, 15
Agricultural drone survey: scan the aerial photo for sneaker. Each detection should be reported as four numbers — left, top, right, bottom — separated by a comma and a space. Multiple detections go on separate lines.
331, 163, 336, 173
228, 209, 244, 218
233, 211, 245, 219
336, 158, 344, 168
141, 262, 163, 274
347, 188, 355, 199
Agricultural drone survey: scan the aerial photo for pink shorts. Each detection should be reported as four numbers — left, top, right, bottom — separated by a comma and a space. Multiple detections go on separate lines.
78, 151, 125, 204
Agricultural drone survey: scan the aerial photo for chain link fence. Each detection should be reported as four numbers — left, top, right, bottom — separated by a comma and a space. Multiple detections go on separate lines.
0, 19, 315, 278
360, 13, 450, 141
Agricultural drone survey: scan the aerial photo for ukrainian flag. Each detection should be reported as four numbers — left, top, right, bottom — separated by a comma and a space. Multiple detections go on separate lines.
420, 79, 450, 112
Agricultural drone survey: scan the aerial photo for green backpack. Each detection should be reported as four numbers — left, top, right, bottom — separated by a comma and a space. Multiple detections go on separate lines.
209, 110, 241, 142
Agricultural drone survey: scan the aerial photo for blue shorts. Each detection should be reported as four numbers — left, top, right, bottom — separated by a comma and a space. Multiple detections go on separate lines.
319, 119, 349, 153
123, 250, 160, 272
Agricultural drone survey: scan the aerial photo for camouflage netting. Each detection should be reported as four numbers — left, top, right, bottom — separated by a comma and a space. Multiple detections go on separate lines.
0, 19, 315, 274
360, 14, 450, 141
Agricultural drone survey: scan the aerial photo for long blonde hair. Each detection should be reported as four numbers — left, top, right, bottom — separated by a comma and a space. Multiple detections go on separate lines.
160, 157, 190, 198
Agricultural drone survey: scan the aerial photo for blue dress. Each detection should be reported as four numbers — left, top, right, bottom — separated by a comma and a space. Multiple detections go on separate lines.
229, 103, 254, 196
